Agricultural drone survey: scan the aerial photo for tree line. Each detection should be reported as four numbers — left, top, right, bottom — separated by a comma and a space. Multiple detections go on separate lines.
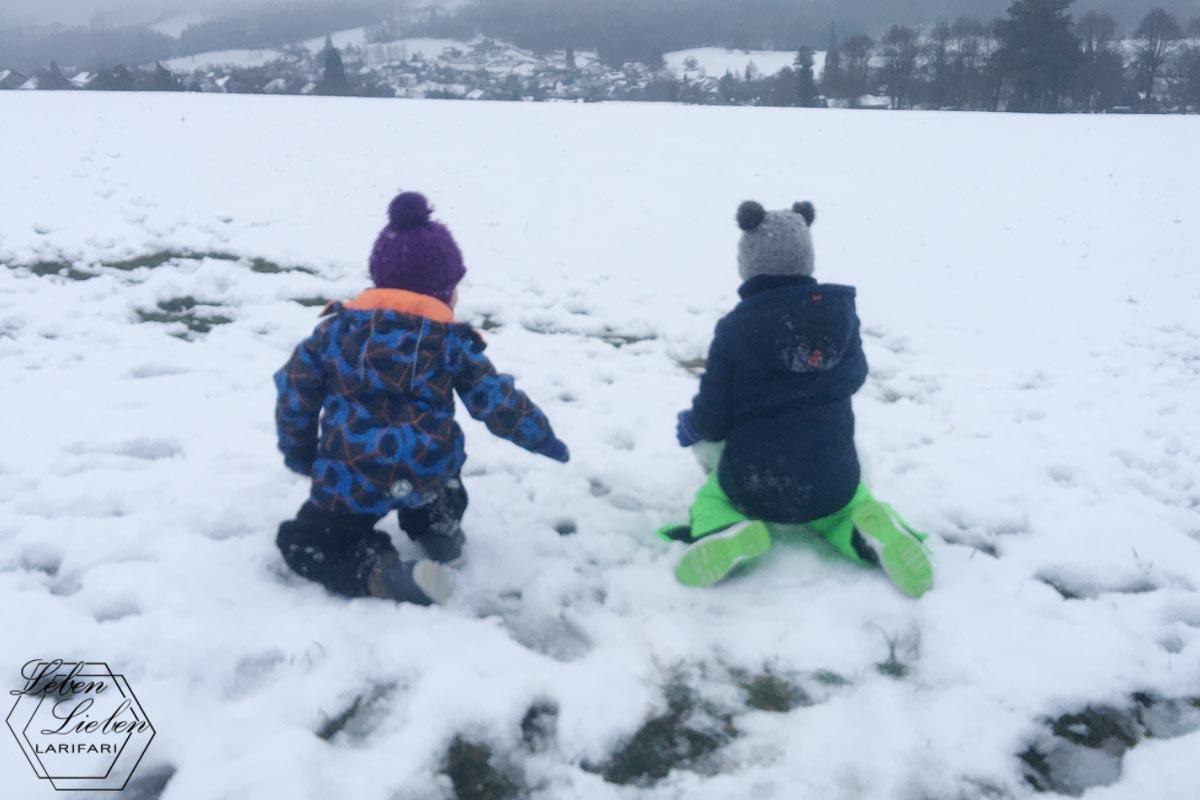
668, 2, 1200, 113
815, 2, 1200, 112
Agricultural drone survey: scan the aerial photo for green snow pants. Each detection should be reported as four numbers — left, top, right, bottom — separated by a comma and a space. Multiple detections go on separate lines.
688, 470, 878, 565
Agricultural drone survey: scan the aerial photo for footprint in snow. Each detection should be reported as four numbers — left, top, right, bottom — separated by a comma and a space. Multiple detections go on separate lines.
1046, 465, 1076, 486
116, 438, 182, 461
1034, 566, 1185, 601
93, 598, 141, 623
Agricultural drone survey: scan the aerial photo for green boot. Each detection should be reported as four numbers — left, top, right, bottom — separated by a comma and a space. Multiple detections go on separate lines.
851, 501, 933, 598
674, 521, 772, 588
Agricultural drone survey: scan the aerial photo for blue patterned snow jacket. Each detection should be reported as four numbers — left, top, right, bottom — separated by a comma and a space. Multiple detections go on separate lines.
275, 288, 560, 516
689, 274, 869, 523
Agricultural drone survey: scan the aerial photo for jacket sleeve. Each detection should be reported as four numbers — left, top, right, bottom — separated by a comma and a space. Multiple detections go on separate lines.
273, 326, 327, 473
842, 303, 870, 397
689, 320, 737, 442
453, 330, 557, 452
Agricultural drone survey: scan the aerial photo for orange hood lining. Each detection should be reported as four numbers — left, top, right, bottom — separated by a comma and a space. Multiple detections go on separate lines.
330, 288, 454, 323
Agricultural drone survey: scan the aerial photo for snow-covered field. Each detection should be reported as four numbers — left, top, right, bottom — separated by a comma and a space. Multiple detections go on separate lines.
161, 47, 288, 72
1, 92, 1199, 799
665, 47, 826, 80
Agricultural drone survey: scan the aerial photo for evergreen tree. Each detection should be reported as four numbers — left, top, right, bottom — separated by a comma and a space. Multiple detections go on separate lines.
146, 63, 183, 92
992, 0, 1082, 112
821, 25, 845, 99
768, 66, 798, 106
94, 64, 135, 92
316, 35, 352, 96
793, 47, 820, 107
1134, 9, 1183, 105
39, 61, 72, 90
718, 70, 738, 103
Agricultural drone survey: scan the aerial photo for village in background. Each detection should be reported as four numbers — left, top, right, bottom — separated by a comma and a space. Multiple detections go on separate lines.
2, 1, 1200, 113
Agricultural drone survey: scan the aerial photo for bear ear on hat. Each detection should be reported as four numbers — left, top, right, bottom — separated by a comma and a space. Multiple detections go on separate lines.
792, 201, 816, 226
737, 201, 766, 231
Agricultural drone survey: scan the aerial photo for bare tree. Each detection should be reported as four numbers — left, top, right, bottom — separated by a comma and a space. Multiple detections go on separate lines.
951, 17, 989, 108
842, 33, 875, 101
1181, 48, 1200, 110
1135, 8, 1183, 104
882, 25, 919, 109
1075, 11, 1124, 111
1077, 11, 1117, 52
927, 20, 953, 107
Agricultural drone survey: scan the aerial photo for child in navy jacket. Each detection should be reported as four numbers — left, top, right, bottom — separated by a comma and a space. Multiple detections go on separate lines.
666, 200, 932, 597
274, 193, 569, 606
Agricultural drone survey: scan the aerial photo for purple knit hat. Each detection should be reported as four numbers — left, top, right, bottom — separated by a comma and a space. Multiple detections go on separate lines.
368, 192, 465, 305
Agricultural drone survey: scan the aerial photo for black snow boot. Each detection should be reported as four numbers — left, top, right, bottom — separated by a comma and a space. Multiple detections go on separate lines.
367, 554, 455, 606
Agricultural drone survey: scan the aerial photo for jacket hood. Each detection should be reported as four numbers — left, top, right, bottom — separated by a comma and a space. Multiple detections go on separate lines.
732, 279, 859, 376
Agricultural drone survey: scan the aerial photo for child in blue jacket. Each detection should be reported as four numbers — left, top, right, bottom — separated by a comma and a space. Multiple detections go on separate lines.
666, 200, 933, 597
274, 193, 569, 605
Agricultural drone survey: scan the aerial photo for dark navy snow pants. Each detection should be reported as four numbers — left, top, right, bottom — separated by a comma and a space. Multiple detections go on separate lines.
276, 480, 468, 598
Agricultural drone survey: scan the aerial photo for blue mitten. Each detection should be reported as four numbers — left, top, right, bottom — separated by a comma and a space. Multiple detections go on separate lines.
676, 411, 703, 448
284, 448, 316, 477
534, 437, 571, 464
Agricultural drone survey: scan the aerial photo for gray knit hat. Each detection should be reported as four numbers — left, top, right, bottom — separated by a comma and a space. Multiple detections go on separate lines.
736, 200, 816, 281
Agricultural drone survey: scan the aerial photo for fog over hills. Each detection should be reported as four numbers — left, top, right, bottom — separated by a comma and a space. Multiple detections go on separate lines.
5, 0, 1199, 28
2, 0, 1199, 71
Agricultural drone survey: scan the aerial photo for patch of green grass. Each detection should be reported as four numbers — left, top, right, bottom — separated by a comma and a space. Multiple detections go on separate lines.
596, 681, 737, 786
248, 257, 316, 275
442, 737, 522, 800
477, 313, 503, 331
292, 296, 331, 308
875, 629, 919, 680
596, 328, 657, 348
520, 701, 558, 752
1017, 694, 1200, 795
314, 684, 396, 744
520, 321, 657, 349
102, 250, 315, 276
4, 259, 97, 281
811, 669, 852, 687
734, 670, 811, 713
8, 250, 317, 281
316, 695, 363, 742
135, 296, 233, 337
106, 250, 199, 271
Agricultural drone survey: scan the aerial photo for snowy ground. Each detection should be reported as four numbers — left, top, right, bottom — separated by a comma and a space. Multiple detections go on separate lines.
665, 48, 826, 80
1, 92, 1199, 799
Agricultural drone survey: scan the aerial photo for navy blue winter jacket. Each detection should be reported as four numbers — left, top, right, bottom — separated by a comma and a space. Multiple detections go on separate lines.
689, 274, 869, 523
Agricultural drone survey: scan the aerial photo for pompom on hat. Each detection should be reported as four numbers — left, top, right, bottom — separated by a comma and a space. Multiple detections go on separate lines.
368, 192, 466, 305
735, 199, 816, 281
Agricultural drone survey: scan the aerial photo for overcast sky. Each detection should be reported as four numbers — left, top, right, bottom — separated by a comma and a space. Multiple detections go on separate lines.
0, 0, 253, 27
2, 0, 1196, 29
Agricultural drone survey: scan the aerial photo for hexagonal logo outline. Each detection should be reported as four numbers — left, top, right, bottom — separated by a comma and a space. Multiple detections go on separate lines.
6, 659, 155, 792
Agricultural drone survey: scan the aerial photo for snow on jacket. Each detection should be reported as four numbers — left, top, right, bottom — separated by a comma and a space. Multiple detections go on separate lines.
275, 288, 558, 516
689, 274, 869, 523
